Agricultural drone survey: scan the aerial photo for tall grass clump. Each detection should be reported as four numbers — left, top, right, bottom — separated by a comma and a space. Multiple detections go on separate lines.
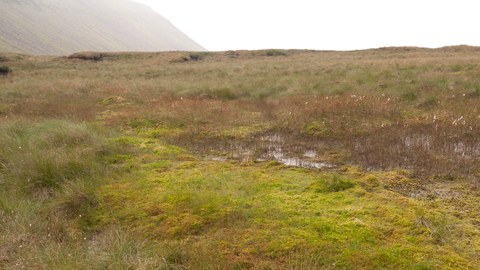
0, 119, 124, 243
0, 120, 155, 268
0, 120, 112, 197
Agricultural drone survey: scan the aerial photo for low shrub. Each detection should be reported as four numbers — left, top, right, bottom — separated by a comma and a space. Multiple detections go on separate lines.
400, 90, 418, 102
266, 49, 287, 56
0, 65, 12, 75
211, 88, 238, 100
68, 52, 107, 61
189, 52, 210, 61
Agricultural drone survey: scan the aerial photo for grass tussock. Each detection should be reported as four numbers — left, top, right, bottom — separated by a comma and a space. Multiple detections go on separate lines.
0, 120, 154, 269
0, 120, 110, 196
2, 46, 480, 268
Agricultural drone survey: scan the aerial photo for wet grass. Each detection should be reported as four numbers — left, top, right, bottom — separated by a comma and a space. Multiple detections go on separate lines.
1, 47, 480, 268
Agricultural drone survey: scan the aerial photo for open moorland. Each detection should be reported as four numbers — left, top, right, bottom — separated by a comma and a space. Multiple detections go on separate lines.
1, 46, 480, 269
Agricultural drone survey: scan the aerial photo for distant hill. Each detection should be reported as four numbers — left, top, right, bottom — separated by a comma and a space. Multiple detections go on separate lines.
0, 0, 206, 55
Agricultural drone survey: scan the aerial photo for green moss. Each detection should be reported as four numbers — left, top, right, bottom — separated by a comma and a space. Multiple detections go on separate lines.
108, 136, 141, 146
216, 124, 267, 139
306, 174, 356, 193
176, 161, 198, 169
265, 161, 283, 168
303, 121, 330, 136
101, 96, 128, 106
90, 152, 479, 268
152, 144, 188, 157
357, 174, 382, 191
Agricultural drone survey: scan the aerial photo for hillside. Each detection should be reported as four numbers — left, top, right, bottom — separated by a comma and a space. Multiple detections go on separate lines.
0, 0, 206, 55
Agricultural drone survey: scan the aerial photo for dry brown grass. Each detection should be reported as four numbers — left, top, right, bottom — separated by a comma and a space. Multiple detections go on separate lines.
2, 47, 480, 178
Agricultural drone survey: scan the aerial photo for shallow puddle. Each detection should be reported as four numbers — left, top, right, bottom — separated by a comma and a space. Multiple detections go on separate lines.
185, 130, 480, 174
193, 134, 336, 169
259, 148, 332, 168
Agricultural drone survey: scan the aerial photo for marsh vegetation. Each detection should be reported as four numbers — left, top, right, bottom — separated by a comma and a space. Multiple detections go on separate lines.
1, 46, 480, 269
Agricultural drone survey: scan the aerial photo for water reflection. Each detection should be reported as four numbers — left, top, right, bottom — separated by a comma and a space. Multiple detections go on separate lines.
188, 129, 480, 174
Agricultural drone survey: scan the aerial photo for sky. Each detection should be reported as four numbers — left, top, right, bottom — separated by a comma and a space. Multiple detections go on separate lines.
131, 0, 480, 52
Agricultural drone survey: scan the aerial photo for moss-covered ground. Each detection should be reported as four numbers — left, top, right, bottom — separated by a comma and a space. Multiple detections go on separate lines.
93, 137, 479, 269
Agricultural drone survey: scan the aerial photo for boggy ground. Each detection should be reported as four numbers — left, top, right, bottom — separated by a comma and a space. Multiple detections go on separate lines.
1, 47, 480, 269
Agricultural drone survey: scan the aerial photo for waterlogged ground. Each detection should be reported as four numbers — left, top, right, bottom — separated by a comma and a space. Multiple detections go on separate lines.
93, 135, 480, 269
2, 48, 480, 268
3, 121, 480, 268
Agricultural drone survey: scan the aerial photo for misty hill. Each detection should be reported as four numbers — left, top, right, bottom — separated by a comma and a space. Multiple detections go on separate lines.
0, 0, 206, 55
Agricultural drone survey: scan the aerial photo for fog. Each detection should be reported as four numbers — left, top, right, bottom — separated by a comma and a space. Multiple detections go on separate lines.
132, 0, 479, 51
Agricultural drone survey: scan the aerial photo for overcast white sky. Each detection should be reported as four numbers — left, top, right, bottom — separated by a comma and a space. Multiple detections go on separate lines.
131, 0, 479, 52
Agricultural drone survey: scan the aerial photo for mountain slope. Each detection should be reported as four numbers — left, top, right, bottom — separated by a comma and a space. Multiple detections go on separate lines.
0, 0, 206, 55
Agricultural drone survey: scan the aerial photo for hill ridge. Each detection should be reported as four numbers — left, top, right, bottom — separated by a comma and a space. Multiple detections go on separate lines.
0, 0, 206, 55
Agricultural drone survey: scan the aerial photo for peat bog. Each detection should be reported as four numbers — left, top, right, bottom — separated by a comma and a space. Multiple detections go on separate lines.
1, 47, 480, 269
